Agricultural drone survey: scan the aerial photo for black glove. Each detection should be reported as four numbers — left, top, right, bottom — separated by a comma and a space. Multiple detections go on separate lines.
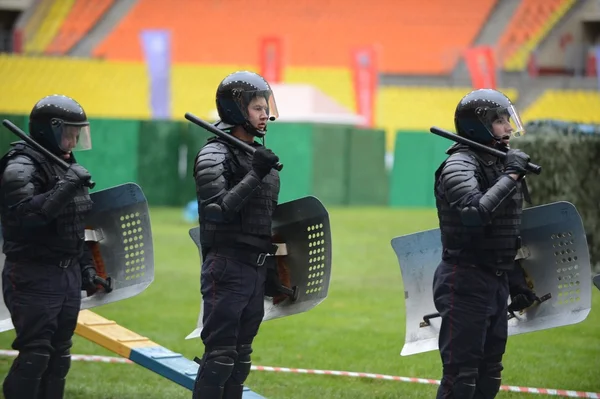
81, 265, 98, 292
63, 164, 92, 187
508, 286, 538, 312
504, 149, 530, 177
252, 147, 279, 179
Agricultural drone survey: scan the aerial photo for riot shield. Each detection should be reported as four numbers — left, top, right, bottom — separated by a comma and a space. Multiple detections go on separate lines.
391, 201, 592, 356
186, 196, 332, 339
0, 183, 154, 332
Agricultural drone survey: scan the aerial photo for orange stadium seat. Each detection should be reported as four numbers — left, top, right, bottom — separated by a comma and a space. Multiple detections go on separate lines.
497, 0, 575, 70
92, 0, 496, 75
45, 0, 114, 55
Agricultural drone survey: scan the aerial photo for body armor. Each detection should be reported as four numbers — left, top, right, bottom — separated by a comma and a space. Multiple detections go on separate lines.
435, 145, 523, 270
0, 143, 93, 261
197, 138, 280, 254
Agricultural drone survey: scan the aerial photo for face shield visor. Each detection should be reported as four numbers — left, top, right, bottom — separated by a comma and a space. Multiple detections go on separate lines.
235, 89, 279, 122
52, 119, 92, 153
479, 104, 526, 140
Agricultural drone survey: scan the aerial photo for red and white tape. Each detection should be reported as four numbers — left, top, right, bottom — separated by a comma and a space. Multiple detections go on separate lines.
0, 350, 132, 364
0, 350, 598, 398
252, 366, 600, 398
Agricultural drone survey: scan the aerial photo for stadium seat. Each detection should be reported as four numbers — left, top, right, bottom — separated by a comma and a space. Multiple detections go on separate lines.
498, 0, 576, 71
522, 90, 600, 124
92, 0, 496, 75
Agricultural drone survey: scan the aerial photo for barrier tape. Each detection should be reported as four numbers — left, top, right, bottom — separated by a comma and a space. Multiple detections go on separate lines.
1, 350, 597, 398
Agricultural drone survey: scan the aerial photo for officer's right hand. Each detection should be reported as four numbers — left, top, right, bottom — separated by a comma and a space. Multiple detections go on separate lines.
504, 149, 530, 178
252, 147, 279, 178
63, 164, 92, 187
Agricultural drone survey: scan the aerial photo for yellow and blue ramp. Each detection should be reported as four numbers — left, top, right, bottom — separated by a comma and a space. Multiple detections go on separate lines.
75, 309, 266, 398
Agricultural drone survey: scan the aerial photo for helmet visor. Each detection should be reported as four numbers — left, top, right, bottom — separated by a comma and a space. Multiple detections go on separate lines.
480, 104, 526, 139
55, 123, 91, 152
234, 89, 279, 121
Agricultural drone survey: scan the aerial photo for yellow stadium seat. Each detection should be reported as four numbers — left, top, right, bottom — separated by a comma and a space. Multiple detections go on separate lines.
522, 90, 600, 124
24, 0, 75, 54
376, 87, 519, 152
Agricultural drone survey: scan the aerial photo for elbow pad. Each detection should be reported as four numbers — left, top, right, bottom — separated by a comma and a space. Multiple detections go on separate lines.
221, 171, 262, 215
464, 175, 516, 226
479, 175, 517, 214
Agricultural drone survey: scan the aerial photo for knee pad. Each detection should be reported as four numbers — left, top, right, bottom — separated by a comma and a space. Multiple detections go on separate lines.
193, 346, 237, 398
13, 352, 51, 379
439, 365, 478, 399
474, 362, 503, 399
45, 351, 71, 379
228, 344, 253, 386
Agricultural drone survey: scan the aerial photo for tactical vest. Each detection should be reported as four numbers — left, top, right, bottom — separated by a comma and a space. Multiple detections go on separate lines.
434, 147, 523, 270
199, 139, 280, 253
0, 142, 93, 261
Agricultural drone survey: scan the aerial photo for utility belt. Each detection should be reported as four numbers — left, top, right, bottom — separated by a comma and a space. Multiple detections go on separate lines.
6, 255, 79, 269
209, 244, 279, 267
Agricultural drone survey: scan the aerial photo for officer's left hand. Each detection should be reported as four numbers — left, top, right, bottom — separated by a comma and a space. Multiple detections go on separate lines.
508, 287, 538, 312
81, 265, 98, 292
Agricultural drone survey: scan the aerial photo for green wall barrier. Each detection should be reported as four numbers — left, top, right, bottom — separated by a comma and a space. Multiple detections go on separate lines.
0, 114, 29, 154
181, 121, 214, 206
0, 114, 389, 208
389, 130, 451, 207
264, 122, 314, 203
348, 127, 388, 206
311, 124, 350, 205
137, 120, 185, 207
77, 118, 140, 192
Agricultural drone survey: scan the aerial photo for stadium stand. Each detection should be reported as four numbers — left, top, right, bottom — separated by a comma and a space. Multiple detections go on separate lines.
45, 0, 114, 54
497, 0, 576, 71
23, 0, 74, 54
92, 0, 496, 75
521, 89, 600, 124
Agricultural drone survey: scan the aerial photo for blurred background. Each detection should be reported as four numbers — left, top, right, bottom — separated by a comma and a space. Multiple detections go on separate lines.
0, 2, 599, 398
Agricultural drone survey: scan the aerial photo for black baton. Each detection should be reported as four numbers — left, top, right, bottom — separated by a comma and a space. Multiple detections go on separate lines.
430, 126, 542, 175
184, 112, 284, 171
2, 119, 96, 188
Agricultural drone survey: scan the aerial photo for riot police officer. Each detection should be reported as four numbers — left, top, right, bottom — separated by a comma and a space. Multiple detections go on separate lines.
0, 95, 99, 399
192, 71, 282, 399
432, 89, 539, 399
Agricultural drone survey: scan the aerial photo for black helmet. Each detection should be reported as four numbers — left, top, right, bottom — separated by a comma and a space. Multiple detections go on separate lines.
29, 94, 91, 155
454, 89, 525, 144
215, 71, 279, 137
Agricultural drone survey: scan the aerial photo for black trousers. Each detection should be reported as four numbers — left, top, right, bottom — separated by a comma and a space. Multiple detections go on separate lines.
2, 259, 81, 399
432, 261, 509, 399
200, 251, 267, 351
2, 259, 81, 354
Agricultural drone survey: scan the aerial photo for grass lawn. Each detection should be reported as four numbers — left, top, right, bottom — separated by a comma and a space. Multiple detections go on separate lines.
0, 207, 598, 398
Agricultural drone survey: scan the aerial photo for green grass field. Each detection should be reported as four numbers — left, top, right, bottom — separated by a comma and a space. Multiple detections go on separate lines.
0, 207, 598, 399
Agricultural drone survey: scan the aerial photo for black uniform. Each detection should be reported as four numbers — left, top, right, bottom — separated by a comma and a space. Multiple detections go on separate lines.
192, 71, 283, 399
432, 89, 538, 399
0, 95, 98, 399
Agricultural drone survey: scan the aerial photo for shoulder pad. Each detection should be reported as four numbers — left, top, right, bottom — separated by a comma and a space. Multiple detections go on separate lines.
195, 142, 230, 172
199, 141, 230, 155
444, 152, 478, 170
1, 156, 37, 201
439, 152, 480, 205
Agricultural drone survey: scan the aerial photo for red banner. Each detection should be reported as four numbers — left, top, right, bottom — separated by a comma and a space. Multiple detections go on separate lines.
463, 46, 497, 90
351, 46, 378, 127
259, 37, 283, 83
